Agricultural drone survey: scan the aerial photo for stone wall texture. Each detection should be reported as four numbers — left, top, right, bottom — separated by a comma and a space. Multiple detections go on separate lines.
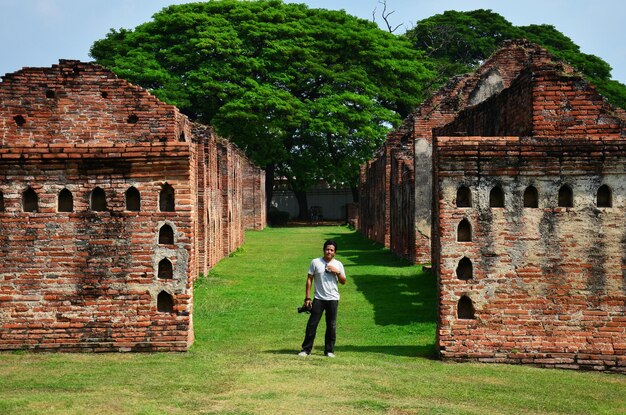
0, 60, 265, 352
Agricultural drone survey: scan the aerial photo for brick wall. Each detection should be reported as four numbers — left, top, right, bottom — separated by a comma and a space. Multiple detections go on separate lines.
359, 148, 390, 247
434, 136, 626, 372
360, 40, 555, 264
0, 61, 265, 352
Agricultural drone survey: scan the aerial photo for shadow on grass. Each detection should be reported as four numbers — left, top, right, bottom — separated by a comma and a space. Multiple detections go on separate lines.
265, 344, 437, 359
322, 231, 437, 327
351, 273, 437, 326
336, 344, 437, 358
320, 231, 410, 268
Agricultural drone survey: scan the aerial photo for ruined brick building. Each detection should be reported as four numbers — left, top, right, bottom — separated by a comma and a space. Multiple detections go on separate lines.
0, 60, 265, 352
360, 40, 626, 371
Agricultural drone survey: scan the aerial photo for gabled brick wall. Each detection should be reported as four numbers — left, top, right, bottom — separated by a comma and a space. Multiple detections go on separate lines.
360, 40, 555, 264
0, 61, 265, 352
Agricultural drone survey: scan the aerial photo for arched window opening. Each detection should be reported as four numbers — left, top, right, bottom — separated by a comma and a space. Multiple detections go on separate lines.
90, 187, 107, 211
158, 258, 173, 279
23, 187, 38, 212
125, 186, 141, 211
159, 224, 174, 245
597, 184, 612, 208
523, 186, 539, 208
457, 295, 476, 319
58, 189, 73, 212
457, 219, 472, 242
0, 190, 4, 212
456, 257, 473, 280
179, 132, 186, 142
558, 185, 573, 208
489, 186, 505, 208
456, 185, 472, 207
127, 114, 138, 124
157, 291, 174, 313
159, 183, 175, 212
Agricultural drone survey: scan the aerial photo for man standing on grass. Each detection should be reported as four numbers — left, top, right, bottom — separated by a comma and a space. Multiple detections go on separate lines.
298, 239, 346, 357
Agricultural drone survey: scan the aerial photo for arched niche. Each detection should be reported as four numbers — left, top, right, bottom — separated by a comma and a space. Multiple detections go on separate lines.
125, 186, 141, 212
159, 224, 175, 245
457, 295, 476, 319
523, 186, 538, 208
58, 188, 74, 212
160, 183, 175, 212
456, 185, 472, 208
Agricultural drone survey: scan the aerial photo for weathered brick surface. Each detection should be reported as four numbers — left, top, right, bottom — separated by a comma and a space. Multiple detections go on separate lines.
361, 40, 626, 371
0, 61, 265, 352
360, 40, 555, 263
434, 136, 626, 372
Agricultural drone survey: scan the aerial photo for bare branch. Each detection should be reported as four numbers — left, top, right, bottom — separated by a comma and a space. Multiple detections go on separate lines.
377, 0, 403, 33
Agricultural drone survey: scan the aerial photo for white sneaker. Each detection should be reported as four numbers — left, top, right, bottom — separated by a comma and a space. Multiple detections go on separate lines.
298, 351, 309, 357
326, 352, 336, 358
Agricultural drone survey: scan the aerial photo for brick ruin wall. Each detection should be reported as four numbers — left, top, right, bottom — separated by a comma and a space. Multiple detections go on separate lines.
0, 61, 265, 352
389, 147, 415, 260
433, 136, 626, 372
359, 41, 555, 264
432, 63, 626, 371
359, 148, 389, 247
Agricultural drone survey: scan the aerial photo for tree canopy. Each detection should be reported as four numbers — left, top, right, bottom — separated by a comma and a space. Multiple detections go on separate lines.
404, 9, 626, 109
90, 0, 435, 218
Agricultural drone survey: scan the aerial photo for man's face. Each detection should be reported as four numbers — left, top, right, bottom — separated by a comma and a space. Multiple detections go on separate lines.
324, 244, 336, 261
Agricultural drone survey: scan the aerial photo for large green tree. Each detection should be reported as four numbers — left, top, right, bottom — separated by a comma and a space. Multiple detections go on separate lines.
404, 9, 626, 109
90, 0, 435, 219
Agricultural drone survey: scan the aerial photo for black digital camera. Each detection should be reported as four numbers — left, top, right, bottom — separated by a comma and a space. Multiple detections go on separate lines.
297, 304, 312, 314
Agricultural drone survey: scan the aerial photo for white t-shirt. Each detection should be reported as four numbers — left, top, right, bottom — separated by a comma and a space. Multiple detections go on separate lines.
308, 257, 345, 301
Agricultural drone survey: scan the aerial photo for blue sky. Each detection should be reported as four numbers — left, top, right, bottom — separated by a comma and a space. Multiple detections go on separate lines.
1, 0, 624, 84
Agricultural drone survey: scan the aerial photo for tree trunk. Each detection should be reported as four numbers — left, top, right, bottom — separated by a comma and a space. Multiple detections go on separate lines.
294, 190, 309, 220
264, 163, 275, 214
351, 185, 359, 203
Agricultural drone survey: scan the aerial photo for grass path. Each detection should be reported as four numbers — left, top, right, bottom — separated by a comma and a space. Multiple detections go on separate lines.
0, 226, 624, 414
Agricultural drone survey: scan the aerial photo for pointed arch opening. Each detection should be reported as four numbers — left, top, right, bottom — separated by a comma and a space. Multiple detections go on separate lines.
159, 183, 175, 212
159, 224, 175, 245
125, 186, 141, 211
58, 188, 73, 212
523, 186, 538, 208
489, 186, 505, 208
457, 219, 472, 242
456, 257, 473, 281
0, 190, 4, 212
90, 187, 107, 211
157, 291, 174, 313
457, 295, 476, 319
158, 258, 173, 279
597, 184, 612, 208
23, 187, 38, 212
456, 185, 472, 208
558, 184, 573, 208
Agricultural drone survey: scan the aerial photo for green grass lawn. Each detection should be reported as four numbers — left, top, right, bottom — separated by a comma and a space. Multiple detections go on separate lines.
0, 226, 624, 414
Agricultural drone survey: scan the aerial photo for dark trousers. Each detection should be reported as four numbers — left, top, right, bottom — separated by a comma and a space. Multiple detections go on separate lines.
301, 299, 338, 355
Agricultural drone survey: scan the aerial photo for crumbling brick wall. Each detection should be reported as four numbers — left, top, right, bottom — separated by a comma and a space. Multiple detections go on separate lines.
242, 159, 266, 231
0, 61, 265, 352
433, 61, 626, 372
360, 40, 554, 264
434, 136, 626, 372
359, 148, 390, 247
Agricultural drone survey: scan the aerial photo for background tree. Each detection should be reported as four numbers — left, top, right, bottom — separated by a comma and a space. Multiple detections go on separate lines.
404, 9, 626, 109
90, 0, 435, 219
